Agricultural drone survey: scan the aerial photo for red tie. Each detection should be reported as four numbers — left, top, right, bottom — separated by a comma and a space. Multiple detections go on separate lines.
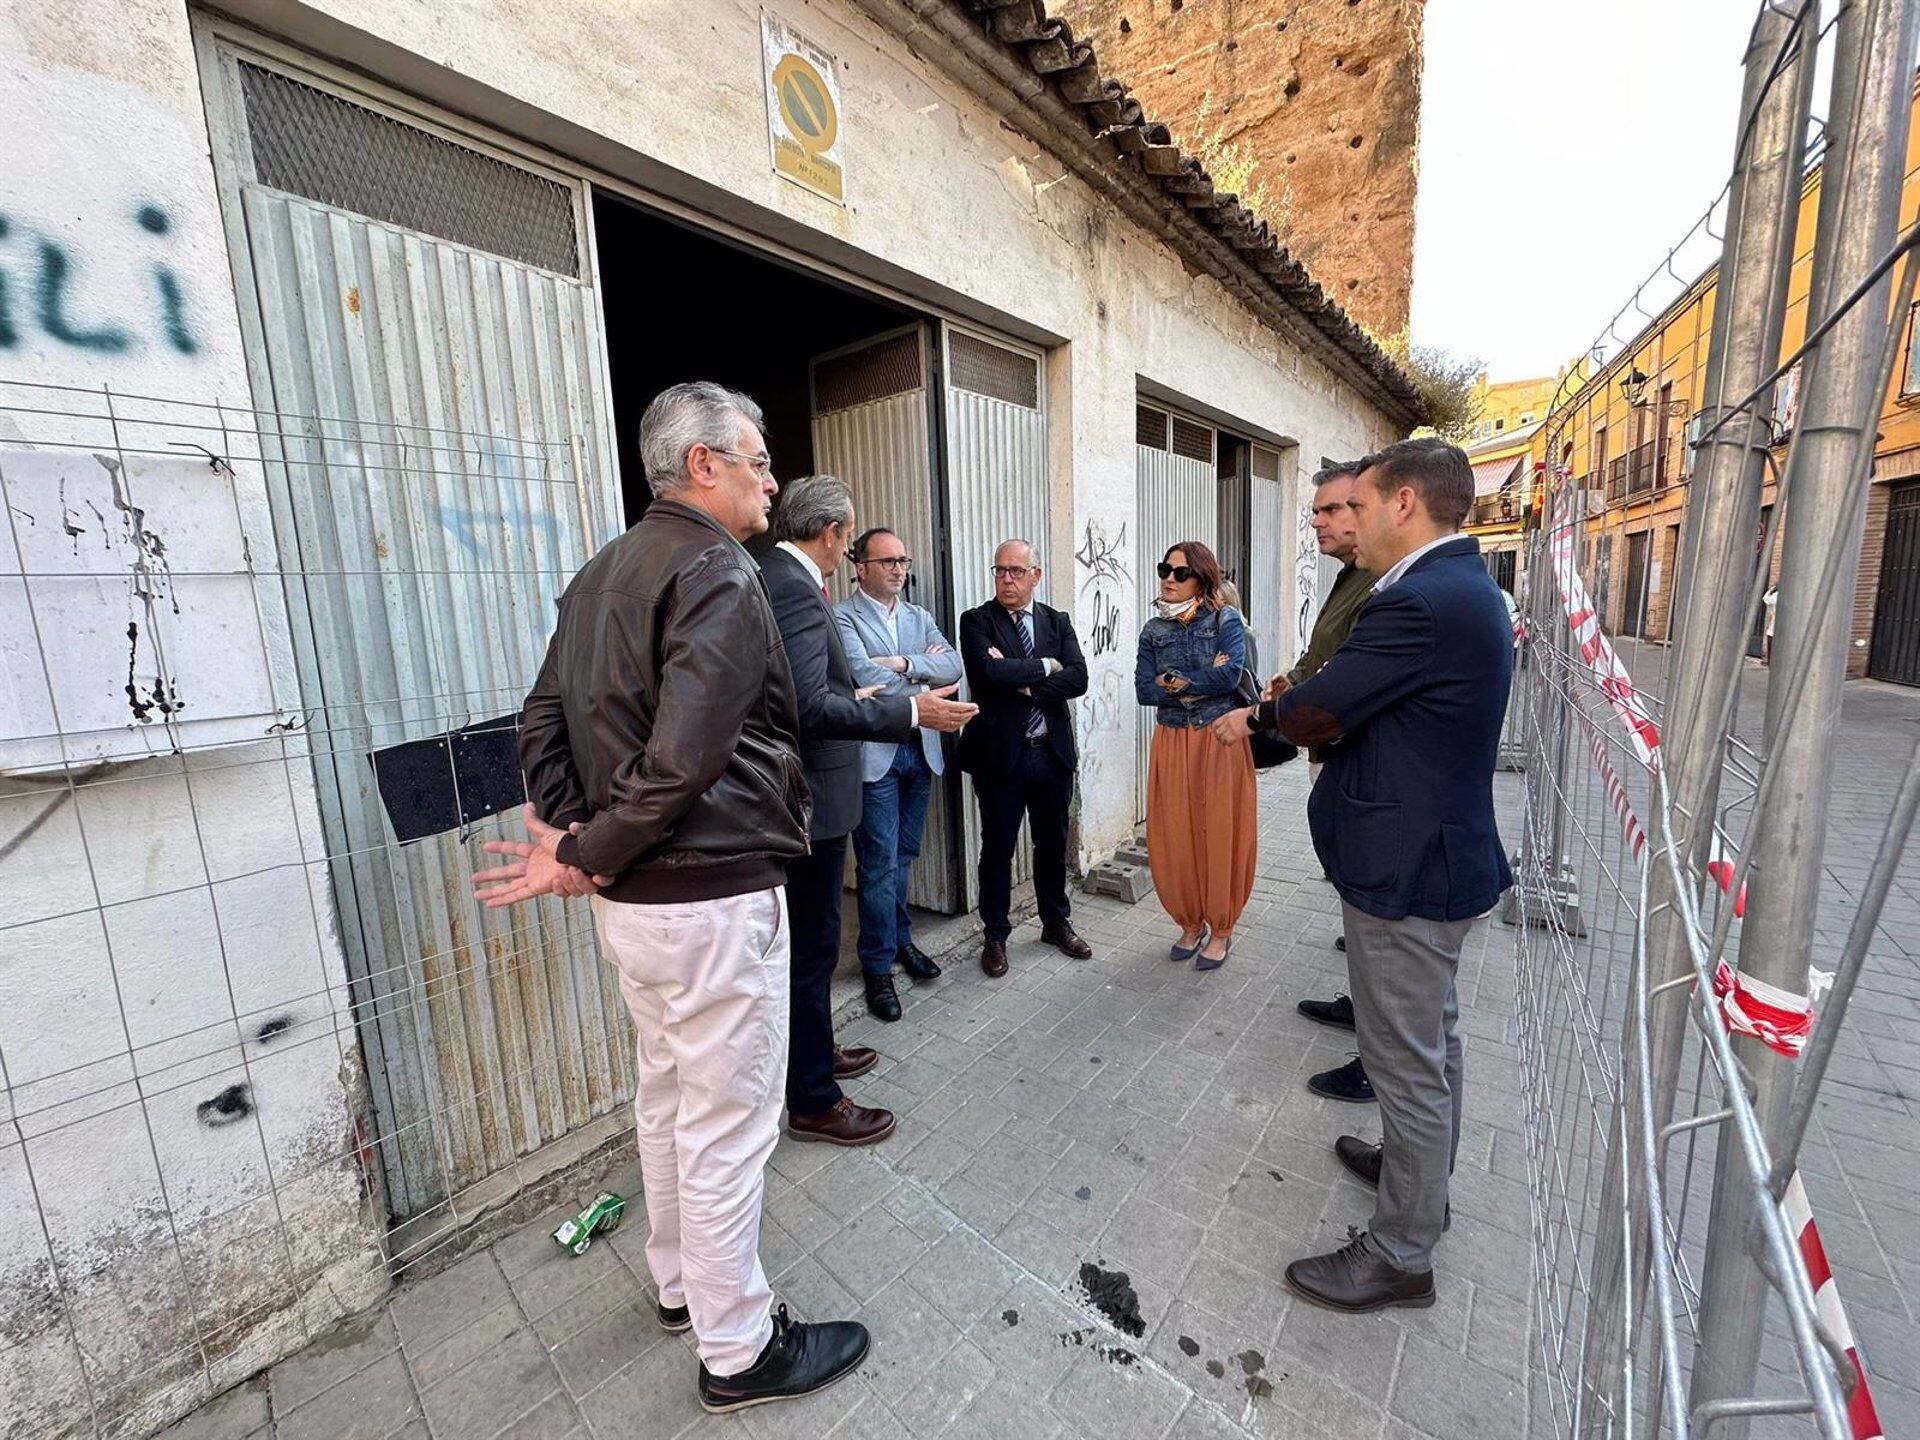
821, 583, 831, 601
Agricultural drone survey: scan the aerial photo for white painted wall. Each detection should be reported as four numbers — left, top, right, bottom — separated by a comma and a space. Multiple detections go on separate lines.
0, 12, 386, 1438
240, 0, 1401, 862
0, 0, 1402, 1431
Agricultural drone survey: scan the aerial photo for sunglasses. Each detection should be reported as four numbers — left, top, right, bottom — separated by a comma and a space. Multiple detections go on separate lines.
1156, 562, 1195, 582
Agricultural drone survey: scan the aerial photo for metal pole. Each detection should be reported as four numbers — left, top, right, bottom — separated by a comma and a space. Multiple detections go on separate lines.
1690, 0, 1920, 1427
1578, 7, 1818, 1431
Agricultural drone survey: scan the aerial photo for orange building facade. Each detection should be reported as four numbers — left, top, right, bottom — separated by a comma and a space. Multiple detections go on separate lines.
1518, 89, 1920, 684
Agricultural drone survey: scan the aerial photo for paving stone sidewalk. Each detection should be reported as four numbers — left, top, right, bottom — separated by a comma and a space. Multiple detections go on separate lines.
164, 665, 1920, 1440
170, 757, 1541, 1440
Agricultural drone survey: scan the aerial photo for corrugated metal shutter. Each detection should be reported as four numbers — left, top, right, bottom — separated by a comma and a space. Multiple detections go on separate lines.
809, 327, 960, 911
1249, 443, 1285, 680
235, 160, 624, 1231
1136, 412, 1218, 822
943, 325, 1048, 902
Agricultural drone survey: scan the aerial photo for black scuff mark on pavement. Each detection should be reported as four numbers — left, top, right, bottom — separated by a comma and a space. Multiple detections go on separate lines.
1074, 1185, 1092, 1201
1001, 1308, 1019, 1327
1206, 1359, 1226, 1379
1055, 1328, 1136, 1367
255, 1014, 294, 1042
1075, 1261, 1146, 1338
1178, 1335, 1200, 1356
1237, 1348, 1273, 1400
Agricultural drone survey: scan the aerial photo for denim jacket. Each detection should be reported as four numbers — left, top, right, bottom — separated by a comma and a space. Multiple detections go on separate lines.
1135, 605, 1248, 728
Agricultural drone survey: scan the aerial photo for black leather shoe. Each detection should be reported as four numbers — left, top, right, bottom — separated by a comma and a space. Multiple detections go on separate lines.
698, 1303, 870, 1413
1334, 935, 1347, 953
864, 973, 901, 1023
1040, 923, 1093, 959
1308, 1056, 1375, 1103
897, 944, 941, 981
1284, 1234, 1435, 1313
1298, 994, 1356, 1030
1333, 1136, 1450, 1228
658, 1301, 691, 1332
981, 938, 1009, 977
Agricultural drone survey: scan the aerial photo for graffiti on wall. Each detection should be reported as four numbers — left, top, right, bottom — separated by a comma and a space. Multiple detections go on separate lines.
1076, 519, 1130, 662
1295, 499, 1318, 664
0, 204, 200, 358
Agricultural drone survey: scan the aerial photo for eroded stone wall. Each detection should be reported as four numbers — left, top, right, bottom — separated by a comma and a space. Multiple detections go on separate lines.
1054, 0, 1423, 342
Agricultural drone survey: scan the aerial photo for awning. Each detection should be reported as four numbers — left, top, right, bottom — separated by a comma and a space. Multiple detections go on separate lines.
1471, 454, 1524, 498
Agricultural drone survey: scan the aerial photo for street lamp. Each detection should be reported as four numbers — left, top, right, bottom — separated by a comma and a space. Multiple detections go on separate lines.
1620, 366, 1650, 408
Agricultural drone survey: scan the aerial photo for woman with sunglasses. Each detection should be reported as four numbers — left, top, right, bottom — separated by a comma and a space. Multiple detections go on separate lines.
1134, 541, 1256, 970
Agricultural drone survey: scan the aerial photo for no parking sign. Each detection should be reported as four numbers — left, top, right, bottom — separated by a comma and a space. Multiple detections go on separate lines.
762, 12, 845, 204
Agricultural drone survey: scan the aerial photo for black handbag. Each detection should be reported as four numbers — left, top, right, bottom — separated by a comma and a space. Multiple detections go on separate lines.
1233, 668, 1298, 770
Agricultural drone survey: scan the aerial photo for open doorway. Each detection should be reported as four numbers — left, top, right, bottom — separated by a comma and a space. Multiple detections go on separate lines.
594, 191, 918, 527
592, 189, 977, 914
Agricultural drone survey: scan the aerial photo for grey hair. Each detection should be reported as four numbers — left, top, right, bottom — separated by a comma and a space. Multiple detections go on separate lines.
993, 538, 1037, 565
1312, 461, 1362, 489
772, 474, 855, 543
639, 381, 766, 498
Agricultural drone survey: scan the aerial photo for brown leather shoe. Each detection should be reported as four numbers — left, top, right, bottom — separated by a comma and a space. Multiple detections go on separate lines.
981, 938, 1009, 977
832, 1045, 879, 1079
1040, 923, 1093, 960
787, 1097, 896, 1147
1285, 1234, 1436, 1313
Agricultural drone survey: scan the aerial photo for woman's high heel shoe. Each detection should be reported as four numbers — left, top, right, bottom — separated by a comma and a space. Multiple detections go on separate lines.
1169, 928, 1208, 962
1195, 935, 1231, 971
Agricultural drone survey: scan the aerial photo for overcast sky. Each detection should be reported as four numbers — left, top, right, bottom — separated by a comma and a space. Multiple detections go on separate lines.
1409, 0, 1786, 381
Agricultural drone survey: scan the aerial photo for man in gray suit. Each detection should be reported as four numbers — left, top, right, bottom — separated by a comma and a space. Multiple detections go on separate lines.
836, 527, 963, 1021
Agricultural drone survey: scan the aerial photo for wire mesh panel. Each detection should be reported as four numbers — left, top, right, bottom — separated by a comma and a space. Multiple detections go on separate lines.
235, 60, 582, 278
0, 378, 625, 1438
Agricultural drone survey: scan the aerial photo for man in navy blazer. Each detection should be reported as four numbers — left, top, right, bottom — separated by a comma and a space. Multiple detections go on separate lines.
956, 539, 1093, 977
1212, 437, 1513, 1315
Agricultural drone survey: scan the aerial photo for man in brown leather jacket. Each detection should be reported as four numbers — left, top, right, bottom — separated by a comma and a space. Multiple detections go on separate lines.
474, 382, 869, 1415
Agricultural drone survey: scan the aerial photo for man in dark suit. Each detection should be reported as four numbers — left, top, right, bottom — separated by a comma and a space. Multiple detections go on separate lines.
1212, 437, 1513, 1315
956, 538, 1093, 976
762, 476, 975, 1147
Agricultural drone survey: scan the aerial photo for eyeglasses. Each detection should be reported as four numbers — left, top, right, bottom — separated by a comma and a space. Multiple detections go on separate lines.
707, 446, 774, 477
991, 565, 1036, 580
859, 555, 913, 569
1156, 562, 1195, 582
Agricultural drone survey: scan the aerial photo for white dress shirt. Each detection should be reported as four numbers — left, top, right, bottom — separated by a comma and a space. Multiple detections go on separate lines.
1374, 533, 1465, 593
776, 540, 825, 590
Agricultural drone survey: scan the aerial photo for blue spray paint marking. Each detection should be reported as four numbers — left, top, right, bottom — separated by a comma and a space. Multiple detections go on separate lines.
34, 241, 130, 352
0, 204, 199, 355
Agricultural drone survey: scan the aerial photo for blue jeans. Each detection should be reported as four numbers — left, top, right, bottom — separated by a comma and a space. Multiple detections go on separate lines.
852, 743, 934, 976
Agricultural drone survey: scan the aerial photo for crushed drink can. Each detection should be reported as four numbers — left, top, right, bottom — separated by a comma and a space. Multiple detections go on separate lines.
551, 1190, 626, 1256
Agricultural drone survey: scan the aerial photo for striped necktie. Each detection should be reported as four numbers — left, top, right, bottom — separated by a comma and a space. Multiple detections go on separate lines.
1017, 611, 1046, 740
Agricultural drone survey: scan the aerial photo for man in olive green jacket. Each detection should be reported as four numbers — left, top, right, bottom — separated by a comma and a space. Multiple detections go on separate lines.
1268, 463, 1378, 1105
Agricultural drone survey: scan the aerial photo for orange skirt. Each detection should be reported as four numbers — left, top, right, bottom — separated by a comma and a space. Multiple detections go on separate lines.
1146, 723, 1257, 934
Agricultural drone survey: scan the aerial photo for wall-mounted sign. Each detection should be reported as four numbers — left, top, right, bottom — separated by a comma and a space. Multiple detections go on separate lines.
762, 12, 845, 204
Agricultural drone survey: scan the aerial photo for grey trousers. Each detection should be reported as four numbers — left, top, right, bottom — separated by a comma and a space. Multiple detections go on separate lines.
1341, 900, 1471, 1272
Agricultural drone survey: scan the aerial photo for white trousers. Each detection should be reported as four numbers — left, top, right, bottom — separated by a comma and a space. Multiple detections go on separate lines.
592, 888, 790, 1377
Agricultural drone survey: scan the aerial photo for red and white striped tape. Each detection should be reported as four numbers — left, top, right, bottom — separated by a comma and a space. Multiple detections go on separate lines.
1541, 483, 1877, 1440
1783, 1171, 1884, 1440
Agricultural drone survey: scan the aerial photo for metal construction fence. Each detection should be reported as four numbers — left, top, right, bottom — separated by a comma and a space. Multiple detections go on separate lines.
1502, 2, 1920, 1438
0, 379, 630, 1440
